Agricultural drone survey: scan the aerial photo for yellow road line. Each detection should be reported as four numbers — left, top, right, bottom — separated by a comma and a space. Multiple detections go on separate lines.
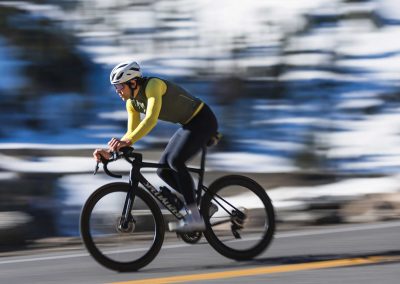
110, 255, 400, 284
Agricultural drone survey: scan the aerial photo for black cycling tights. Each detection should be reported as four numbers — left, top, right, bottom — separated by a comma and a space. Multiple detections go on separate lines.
157, 104, 218, 205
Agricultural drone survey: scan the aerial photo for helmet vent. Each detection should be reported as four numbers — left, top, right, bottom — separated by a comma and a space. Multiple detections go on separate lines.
116, 73, 124, 80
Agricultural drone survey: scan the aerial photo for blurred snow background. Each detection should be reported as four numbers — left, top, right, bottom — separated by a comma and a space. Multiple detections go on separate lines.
0, 0, 400, 241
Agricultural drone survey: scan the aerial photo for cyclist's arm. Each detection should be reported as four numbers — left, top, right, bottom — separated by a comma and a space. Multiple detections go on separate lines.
123, 78, 167, 144
121, 99, 140, 141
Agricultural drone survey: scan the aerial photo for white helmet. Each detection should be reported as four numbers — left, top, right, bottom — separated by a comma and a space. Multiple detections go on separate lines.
110, 61, 142, 84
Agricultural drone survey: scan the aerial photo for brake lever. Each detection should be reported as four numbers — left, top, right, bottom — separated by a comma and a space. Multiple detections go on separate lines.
93, 152, 124, 178
93, 161, 100, 175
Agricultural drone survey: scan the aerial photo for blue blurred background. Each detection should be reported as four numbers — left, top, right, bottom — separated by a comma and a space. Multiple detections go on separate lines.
1, 0, 400, 249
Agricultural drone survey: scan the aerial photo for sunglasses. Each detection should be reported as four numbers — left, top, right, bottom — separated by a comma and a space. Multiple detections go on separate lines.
114, 83, 125, 91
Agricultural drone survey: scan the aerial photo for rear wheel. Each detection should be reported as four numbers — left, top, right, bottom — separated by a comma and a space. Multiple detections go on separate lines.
201, 175, 275, 260
80, 182, 165, 272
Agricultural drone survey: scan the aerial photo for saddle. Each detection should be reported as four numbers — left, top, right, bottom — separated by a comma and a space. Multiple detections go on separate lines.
207, 132, 222, 147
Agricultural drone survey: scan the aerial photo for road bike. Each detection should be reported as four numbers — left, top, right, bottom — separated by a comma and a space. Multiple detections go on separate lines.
80, 137, 275, 272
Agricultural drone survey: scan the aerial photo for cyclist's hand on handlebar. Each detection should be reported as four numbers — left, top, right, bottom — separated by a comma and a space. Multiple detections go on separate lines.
93, 149, 111, 162
108, 138, 132, 151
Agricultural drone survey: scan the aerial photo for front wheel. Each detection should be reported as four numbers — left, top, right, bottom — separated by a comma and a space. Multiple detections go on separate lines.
80, 182, 165, 272
201, 175, 275, 260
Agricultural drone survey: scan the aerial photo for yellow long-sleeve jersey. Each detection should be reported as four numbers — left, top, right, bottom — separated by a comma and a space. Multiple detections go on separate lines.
121, 77, 203, 144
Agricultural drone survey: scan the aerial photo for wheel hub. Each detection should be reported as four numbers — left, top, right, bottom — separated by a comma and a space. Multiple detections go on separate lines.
116, 217, 135, 233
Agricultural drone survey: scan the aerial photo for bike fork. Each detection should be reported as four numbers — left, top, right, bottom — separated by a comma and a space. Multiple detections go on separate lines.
120, 170, 139, 230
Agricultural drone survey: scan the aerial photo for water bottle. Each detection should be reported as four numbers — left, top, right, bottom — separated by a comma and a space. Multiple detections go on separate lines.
160, 186, 184, 211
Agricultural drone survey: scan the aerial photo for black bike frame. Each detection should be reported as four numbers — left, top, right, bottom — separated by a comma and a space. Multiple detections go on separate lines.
122, 146, 208, 222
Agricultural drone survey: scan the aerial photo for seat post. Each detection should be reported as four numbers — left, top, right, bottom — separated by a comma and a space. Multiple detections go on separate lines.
200, 145, 207, 172
196, 146, 207, 204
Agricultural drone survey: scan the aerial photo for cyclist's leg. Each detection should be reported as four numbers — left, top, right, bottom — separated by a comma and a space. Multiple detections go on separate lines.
157, 163, 180, 193
165, 105, 218, 231
167, 107, 217, 204
157, 105, 218, 202
157, 130, 186, 194
163, 129, 205, 231
157, 128, 198, 203
164, 128, 201, 205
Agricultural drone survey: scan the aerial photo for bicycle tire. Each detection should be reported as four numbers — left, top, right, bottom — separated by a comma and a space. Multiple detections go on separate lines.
80, 182, 165, 272
201, 175, 275, 260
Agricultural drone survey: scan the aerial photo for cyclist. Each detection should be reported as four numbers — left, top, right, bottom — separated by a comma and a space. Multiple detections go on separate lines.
93, 60, 218, 232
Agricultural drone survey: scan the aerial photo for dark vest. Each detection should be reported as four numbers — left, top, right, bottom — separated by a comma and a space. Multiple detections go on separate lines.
130, 77, 203, 124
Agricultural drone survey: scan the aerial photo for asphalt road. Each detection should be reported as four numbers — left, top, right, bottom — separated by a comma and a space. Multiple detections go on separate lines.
0, 221, 399, 284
